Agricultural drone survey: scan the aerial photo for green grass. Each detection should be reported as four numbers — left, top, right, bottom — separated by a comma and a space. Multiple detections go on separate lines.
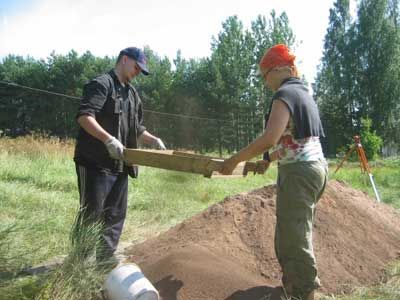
0, 136, 277, 299
321, 158, 400, 300
329, 158, 400, 208
320, 261, 400, 300
0, 144, 277, 248
123, 166, 277, 241
36, 216, 113, 300
0, 136, 399, 300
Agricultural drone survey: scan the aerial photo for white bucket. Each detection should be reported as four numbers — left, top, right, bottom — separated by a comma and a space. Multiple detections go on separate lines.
104, 263, 159, 300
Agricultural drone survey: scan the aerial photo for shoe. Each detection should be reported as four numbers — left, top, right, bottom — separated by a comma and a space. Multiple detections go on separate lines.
304, 290, 322, 300
268, 286, 291, 300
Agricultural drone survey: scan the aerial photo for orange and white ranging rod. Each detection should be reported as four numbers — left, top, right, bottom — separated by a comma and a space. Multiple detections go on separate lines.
335, 135, 381, 202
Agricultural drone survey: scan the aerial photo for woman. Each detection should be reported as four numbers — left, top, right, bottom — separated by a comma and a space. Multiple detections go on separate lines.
221, 44, 327, 300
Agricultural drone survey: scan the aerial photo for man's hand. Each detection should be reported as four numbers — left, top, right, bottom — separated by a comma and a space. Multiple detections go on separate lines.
104, 136, 124, 160
154, 138, 167, 150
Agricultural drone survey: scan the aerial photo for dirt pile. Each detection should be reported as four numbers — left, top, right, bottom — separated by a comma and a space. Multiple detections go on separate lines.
125, 180, 400, 300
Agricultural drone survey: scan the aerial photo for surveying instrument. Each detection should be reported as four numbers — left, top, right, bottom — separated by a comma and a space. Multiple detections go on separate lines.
335, 135, 381, 202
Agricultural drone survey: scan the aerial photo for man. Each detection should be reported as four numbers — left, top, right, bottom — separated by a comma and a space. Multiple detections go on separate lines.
74, 47, 166, 262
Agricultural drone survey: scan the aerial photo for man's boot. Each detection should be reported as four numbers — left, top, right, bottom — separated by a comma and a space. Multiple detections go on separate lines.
305, 290, 321, 300
282, 280, 293, 299
269, 287, 288, 300
306, 291, 314, 300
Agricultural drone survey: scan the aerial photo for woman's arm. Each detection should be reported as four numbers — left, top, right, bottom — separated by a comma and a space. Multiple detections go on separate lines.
220, 100, 290, 174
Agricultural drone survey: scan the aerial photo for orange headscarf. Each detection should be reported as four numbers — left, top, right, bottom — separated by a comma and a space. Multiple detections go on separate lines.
259, 44, 296, 73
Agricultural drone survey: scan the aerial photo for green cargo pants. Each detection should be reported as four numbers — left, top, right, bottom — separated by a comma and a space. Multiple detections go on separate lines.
275, 160, 327, 299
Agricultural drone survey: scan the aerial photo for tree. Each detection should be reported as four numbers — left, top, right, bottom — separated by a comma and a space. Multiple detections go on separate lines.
207, 16, 253, 151
359, 118, 383, 160
355, 0, 400, 143
251, 11, 297, 117
314, 0, 355, 155
0, 12, 299, 154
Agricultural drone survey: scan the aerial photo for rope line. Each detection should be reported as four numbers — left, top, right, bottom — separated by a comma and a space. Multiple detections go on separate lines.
0, 80, 262, 124
0, 80, 82, 100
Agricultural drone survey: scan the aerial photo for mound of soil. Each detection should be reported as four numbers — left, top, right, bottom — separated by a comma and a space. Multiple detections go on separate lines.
125, 180, 400, 300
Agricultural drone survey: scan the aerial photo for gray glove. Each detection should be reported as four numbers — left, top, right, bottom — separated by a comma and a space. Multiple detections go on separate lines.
154, 138, 166, 150
104, 136, 124, 160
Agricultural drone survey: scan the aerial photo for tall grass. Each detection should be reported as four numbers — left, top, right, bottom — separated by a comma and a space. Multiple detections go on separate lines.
36, 214, 113, 300
330, 159, 400, 208
0, 136, 399, 300
321, 158, 400, 300
321, 261, 400, 300
0, 135, 276, 299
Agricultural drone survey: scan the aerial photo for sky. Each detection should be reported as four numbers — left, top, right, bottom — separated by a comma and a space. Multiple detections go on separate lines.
0, 0, 357, 85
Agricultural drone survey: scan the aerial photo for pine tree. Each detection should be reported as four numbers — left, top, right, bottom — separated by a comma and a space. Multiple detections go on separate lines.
314, 0, 354, 155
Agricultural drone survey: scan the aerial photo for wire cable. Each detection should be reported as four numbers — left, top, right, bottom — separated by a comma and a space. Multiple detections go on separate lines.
0, 80, 263, 124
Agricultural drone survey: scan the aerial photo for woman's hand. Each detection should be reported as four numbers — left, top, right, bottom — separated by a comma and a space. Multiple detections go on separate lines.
220, 156, 240, 175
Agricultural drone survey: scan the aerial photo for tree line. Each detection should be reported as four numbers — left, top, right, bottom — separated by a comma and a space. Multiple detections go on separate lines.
314, 0, 400, 157
1, 0, 399, 157
0, 11, 295, 155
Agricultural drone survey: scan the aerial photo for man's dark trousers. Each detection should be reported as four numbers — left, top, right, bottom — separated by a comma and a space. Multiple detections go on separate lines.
76, 164, 128, 260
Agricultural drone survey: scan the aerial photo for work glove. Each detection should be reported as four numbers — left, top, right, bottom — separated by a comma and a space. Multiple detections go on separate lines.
104, 136, 124, 160
154, 138, 167, 150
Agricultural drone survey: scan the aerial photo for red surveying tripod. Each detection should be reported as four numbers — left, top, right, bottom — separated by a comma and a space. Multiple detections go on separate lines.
335, 135, 381, 202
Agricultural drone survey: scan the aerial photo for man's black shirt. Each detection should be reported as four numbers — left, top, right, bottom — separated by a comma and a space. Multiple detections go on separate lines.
74, 69, 146, 173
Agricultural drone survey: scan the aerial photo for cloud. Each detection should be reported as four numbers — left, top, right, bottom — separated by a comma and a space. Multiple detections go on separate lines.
1, 0, 355, 84
0, 0, 217, 59
2, 15, 8, 27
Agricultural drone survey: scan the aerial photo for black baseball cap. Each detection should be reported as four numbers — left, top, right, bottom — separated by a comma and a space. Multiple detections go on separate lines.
119, 47, 149, 75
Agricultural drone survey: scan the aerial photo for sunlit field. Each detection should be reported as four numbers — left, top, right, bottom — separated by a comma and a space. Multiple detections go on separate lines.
0, 136, 398, 300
